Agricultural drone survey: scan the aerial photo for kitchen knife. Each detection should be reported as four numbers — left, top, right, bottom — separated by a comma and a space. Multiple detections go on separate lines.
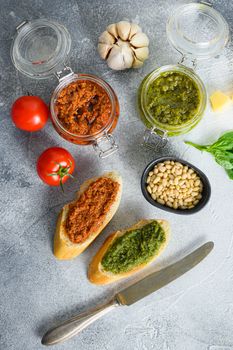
41, 241, 214, 346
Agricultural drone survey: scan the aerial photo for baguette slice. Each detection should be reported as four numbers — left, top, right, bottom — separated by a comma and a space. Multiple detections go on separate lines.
54, 171, 122, 260
88, 219, 170, 285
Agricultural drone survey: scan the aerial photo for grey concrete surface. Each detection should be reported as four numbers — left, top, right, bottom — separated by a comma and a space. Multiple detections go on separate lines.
1, 0, 233, 349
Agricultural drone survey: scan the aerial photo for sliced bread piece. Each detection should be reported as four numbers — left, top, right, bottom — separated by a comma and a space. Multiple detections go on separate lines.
54, 171, 122, 260
88, 219, 170, 284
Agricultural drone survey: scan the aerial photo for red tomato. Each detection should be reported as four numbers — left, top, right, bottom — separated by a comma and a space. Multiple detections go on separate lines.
37, 147, 75, 189
11, 96, 49, 131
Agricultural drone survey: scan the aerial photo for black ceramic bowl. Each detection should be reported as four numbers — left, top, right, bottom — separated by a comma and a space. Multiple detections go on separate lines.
141, 156, 211, 215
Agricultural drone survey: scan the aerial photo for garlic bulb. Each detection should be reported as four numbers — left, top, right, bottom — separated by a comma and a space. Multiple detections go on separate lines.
98, 21, 149, 70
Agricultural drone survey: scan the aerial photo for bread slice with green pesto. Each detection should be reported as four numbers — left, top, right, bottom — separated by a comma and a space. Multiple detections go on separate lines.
88, 219, 170, 285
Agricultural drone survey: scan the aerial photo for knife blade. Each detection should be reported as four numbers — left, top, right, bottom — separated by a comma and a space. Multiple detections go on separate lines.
41, 241, 213, 346
116, 241, 214, 305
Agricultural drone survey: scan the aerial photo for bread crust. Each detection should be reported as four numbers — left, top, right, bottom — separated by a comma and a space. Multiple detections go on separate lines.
88, 219, 170, 285
53, 171, 122, 260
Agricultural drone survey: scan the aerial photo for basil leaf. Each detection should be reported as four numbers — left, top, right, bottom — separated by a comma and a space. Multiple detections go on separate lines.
184, 141, 209, 152
213, 150, 233, 170
226, 168, 233, 179
210, 131, 233, 152
185, 131, 233, 180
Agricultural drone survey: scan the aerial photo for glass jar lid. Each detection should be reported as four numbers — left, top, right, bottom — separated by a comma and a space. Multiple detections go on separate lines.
167, 2, 229, 60
11, 19, 71, 79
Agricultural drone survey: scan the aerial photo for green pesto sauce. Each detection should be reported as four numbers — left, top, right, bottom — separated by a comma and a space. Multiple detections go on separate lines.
101, 221, 166, 274
146, 71, 201, 126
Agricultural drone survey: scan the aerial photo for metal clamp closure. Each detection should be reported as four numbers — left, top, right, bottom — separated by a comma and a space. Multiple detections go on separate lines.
178, 54, 197, 70
54, 66, 74, 82
142, 127, 168, 150
93, 133, 118, 158
200, 1, 212, 7
16, 20, 28, 32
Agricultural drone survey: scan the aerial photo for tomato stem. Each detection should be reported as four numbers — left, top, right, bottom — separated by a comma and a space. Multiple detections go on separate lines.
48, 161, 74, 191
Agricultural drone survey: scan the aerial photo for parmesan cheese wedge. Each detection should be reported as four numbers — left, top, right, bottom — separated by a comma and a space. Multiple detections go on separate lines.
210, 90, 231, 112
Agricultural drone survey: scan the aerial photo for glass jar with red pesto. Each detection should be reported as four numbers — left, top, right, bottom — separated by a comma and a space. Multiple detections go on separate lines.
11, 19, 120, 158
50, 73, 119, 157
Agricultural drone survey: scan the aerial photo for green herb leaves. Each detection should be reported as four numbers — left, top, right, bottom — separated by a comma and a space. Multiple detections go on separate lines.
210, 131, 233, 151
185, 131, 233, 180
226, 168, 233, 179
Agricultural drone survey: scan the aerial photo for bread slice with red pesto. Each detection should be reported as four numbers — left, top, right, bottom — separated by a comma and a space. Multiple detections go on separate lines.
88, 219, 170, 285
54, 171, 122, 260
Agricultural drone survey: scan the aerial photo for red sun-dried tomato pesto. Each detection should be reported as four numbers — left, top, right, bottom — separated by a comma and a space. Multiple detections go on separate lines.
55, 80, 112, 135
66, 177, 119, 244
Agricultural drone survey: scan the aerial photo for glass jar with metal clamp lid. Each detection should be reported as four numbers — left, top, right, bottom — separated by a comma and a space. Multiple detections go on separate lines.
138, 2, 229, 149
11, 19, 119, 158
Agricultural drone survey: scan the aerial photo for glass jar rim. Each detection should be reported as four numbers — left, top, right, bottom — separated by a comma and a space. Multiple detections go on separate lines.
11, 19, 71, 79
50, 73, 117, 140
139, 64, 207, 133
166, 2, 229, 60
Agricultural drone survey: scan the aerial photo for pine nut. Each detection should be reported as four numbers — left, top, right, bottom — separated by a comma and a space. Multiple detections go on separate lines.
158, 185, 163, 192
157, 172, 164, 178
159, 166, 166, 173
157, 198, 165, 205
191, 191, 198, 197
154, 177, 161, 184
184, 197, 192, 203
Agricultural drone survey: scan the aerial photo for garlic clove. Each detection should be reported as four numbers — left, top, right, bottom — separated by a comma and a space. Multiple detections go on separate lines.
107, 44, 134, 70
117, 38, 131, 49
107, 45, 126, 70
129, 23, 142, 40
107, 23, 118, 39
130, 32, 149, 48
98, 43, 113, 59
133, 46, 149, 61
116, 21, 131, 41
122, 46, 134, 68
132, 57, 144, 68
98, 30, 115, 45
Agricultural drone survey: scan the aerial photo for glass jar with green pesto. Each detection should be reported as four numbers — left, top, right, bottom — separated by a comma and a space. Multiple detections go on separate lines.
138, 2, 229, 147
138, 65, 206, 139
